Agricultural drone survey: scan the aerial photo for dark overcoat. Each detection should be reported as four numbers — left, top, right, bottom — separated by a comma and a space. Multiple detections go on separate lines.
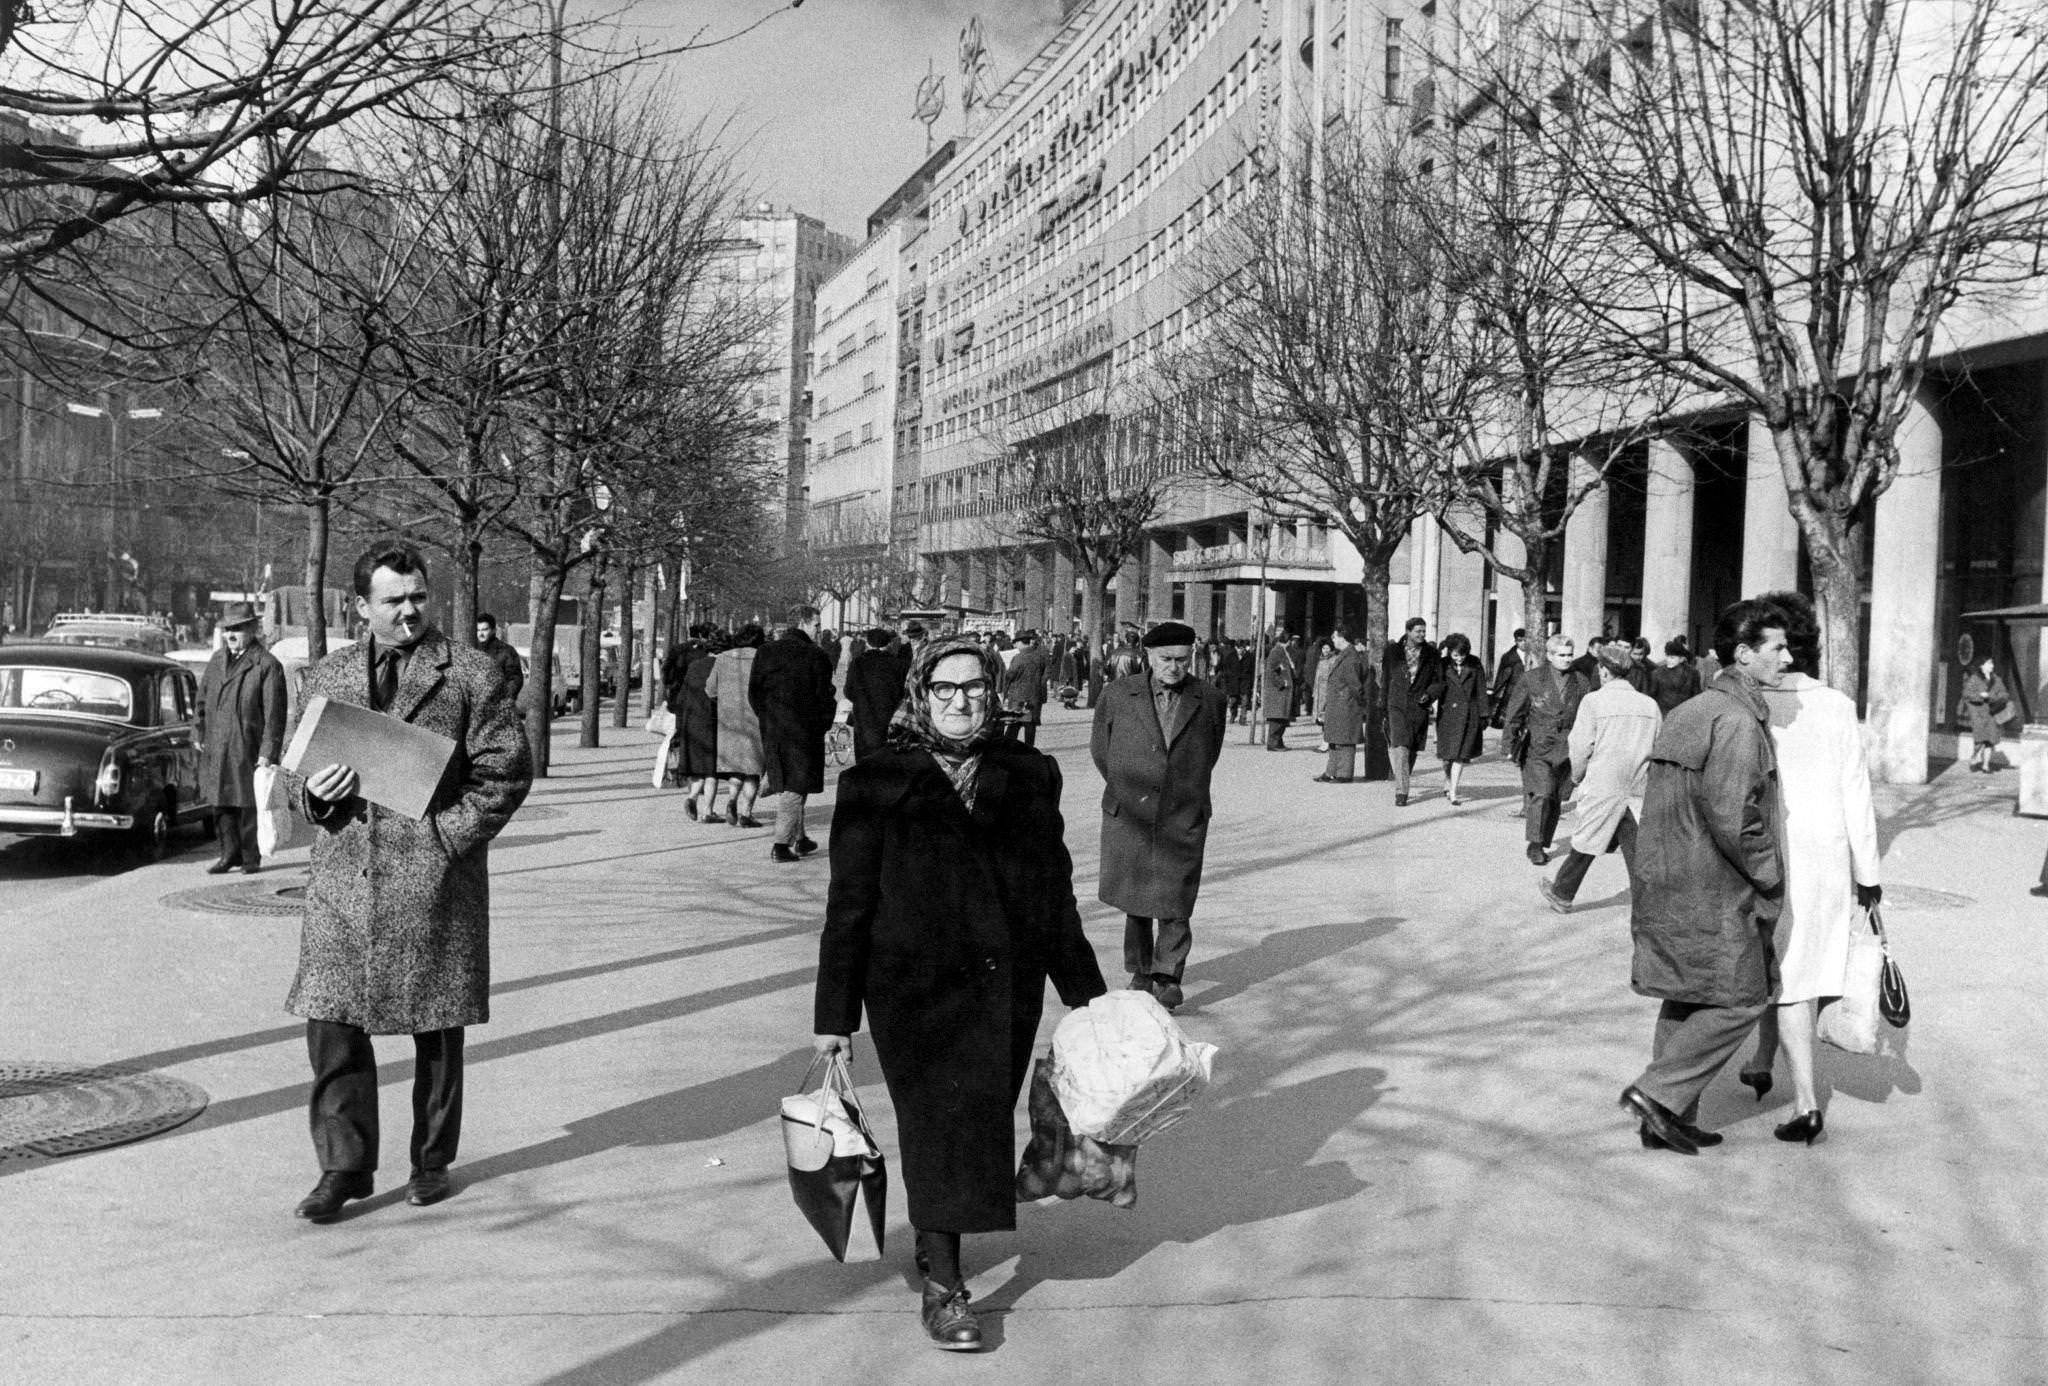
1503, 663, 1590, 768
846, 646, 911, 761
1092, 673, 1229, 919
1001, 645, 1052, 723
1435, 657, 1489, 762
1319, 644, 1368, 745
1627, 672, 1784, 1007
748, 629, 838, 795
1383, 640, 1445, 751
671, 648, 719, 778
197, 641, 287, 808
1647, 661, 1703, 718
477, 635, 524, 702
1260, 642, 1297, 718
814, 741, 1107, 1232
286, 629, 532, 1034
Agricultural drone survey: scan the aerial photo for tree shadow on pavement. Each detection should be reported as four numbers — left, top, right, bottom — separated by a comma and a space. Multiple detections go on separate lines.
1179, 918, 1399, 1010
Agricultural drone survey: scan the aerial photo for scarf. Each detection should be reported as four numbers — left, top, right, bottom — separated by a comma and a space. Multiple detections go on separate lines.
886, 637, 1006, 770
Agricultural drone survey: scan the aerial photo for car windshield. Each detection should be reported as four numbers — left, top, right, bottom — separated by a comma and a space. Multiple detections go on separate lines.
0, 667, 136, 720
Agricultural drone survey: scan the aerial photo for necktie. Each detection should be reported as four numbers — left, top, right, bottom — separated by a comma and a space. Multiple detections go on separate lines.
373, 647, 403, 712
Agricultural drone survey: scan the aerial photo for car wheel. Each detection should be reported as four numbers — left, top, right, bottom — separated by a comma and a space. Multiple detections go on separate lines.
132, 796, 172, 863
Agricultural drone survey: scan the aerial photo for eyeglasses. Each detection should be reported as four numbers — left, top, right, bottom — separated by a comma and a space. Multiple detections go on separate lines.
928, 679, 991, 702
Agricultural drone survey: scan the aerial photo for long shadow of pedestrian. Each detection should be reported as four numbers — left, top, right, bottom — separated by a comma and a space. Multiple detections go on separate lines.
1178, 919, 1399, 1010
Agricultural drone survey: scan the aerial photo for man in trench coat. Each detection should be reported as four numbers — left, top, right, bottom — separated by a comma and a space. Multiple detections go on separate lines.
1619, 598, 1789, 1156
749, 604, 838, 863
286, 542, 532, 1220
1260, 624, 1298, 750
1539, 644, 1660, 912
1092, 621, 1228, 1011
196, 601, 286, 873
999, 629, 1052, 746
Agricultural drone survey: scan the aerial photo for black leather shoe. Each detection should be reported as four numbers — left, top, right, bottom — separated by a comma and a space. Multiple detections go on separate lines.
770, 843, 801, 863
1537, 878, 1572, 914
1737, 1068, 1774, 1101
1619, 1086, 1698, 1155
294, 1170, 373, 1222
795, 836, 819, 855
406, 1168, 452, 1206
920, 1280, 981, 1351
1640, 1121, 1723, 1150
236, 861, 261, 875
2031, 884, 2048, 899
1394, 793, 1409, 807
1774, 1110, 1824, 1145
1151, 975, 1184, 1010
1526, 844, 1548, 866
737, 816, 763, 829
204, 859, 235, 875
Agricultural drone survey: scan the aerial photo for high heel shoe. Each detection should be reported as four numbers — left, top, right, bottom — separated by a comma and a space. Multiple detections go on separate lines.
1737, 1068, 1773, 1101
726, 802, 739, 827
1774, 1110, 1824, 1144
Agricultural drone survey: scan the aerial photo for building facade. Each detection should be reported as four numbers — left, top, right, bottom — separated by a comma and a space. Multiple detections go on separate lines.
714, 205, 854, 546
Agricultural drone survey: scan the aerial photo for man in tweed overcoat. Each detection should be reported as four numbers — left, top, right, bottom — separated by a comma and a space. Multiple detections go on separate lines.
285, 543, 531, 1222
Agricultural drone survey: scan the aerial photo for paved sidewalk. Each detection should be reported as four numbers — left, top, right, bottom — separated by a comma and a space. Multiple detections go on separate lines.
1, 710, 2043, 1385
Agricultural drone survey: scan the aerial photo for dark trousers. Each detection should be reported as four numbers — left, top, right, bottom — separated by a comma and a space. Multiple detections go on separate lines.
1324, 743, 1357, 780
306, 1020, 464, 1174
1632, 999, 1769, 1123
1003, 719, 1038, 747
1521, 756, 1572, 847
213, 807, 258, 865
1265, 718, 1289, 749
1123, 914, 1193, 981
1553, 810, 1638, 902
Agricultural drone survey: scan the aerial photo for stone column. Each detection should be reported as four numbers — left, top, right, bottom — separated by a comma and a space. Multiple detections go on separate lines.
1409, 516, 1441, 623
1561, 453, 1609, 643
1640, 436, 1695, 644
1113, 555, 1143, 632
1741, 413, 1801, 595
1867, 388, 1943, 785
1022, 547, 1049, 632
1146, 532, 1176, 624
1437, 512, 1488, 647
1224, 581, 1256, 640
1051, 550, 1076, 633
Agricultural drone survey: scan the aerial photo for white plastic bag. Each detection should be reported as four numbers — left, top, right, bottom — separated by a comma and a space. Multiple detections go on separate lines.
1818, 918, 1885, 1054
253, 764, 296, 857
1050, 990, 1217, 1145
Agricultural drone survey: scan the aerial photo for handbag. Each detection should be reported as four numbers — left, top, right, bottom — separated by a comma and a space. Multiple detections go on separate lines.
1818, 908, 1896, 1054
1873, 905, 1910, 1029
780, 1052, 886, 1262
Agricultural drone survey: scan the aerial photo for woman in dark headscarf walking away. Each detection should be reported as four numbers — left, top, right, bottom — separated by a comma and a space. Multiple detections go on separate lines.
1435, 632, 1488, 805
812, 638, 1107, 1351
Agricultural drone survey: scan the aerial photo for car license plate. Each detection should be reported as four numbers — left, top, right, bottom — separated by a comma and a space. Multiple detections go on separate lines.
0, 768, 37, 793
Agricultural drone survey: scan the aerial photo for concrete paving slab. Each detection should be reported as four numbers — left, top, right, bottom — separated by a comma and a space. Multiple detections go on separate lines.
2, 710, 2044, 1384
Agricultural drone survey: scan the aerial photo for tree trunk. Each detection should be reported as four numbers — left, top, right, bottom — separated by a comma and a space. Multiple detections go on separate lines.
1079, 568, 1110, 706
580, 559, 606, 749
643, 564, 661, 720
1521, 533, 1553, 644
303, 494, 331, 661
451, 526, 482, 642
526, 565, 566, 778
1804, 518, 1865, 703
1359, 562, 1393, 782
612, 560, 634, 730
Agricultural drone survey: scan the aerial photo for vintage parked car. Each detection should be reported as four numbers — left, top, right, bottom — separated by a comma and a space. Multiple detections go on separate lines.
0, 644, 207, 859
39, 612, 179, 658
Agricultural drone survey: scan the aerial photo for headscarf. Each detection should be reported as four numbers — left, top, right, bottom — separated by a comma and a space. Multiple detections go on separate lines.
887, 636, 1006, 763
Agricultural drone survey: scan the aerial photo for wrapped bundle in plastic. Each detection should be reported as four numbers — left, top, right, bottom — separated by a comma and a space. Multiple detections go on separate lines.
1049, 990, 1217, 1146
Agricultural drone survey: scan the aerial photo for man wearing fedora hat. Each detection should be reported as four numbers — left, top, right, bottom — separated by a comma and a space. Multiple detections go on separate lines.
1091, 620, 1228, 1011
197, 601, 287, 874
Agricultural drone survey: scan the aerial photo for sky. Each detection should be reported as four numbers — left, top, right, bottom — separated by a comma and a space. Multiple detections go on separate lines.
588, 0, 1069, 237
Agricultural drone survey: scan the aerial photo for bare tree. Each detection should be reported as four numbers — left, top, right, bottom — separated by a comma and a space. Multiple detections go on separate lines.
983, 370, 1177, 703
1176, 121, 1455, 773
1491, 0, 2048, 695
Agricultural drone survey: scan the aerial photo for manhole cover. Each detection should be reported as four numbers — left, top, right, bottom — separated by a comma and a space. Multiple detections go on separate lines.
0, 1062, 209, 1162
1883, 883, 1974, 911
161, 875, 311, 917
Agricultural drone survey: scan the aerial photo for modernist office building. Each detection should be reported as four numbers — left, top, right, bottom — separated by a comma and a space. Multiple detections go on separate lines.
897, 0, 2048, 782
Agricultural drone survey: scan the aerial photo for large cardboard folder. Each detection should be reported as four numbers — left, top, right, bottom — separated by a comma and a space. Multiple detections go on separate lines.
282, 694, 458, 821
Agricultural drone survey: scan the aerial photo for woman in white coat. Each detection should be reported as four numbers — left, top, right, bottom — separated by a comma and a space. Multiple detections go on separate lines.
1539, 644, 1660, 910
1740, 593, 1881, 1145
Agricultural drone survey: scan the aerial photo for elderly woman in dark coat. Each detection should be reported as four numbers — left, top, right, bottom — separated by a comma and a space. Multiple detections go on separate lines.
667, 633, 721, 818
1958, 654, 2012, 772
1313, 624, 1367, 783
814, 638, 1106, 1351
1435, 632, 1488, 805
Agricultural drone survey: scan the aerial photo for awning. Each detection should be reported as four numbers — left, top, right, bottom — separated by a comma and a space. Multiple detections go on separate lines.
1959, 603, 2048, 623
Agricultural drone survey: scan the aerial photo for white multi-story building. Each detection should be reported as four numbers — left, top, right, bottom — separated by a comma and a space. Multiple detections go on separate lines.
807, 227, 903, 629
713, 205, 854, 545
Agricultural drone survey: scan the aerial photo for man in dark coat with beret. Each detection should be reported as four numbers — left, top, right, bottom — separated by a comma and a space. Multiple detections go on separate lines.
750, 603, 839, 864
287, 542, 532, 1220
197, 601, 286, 873
845, 627, 910, 762
1620, 598, 1788, 1155
1091, 621, 1229, 1010
1504, 633, 1592, 863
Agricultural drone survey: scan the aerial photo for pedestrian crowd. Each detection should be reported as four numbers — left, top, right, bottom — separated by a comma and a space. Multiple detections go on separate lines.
220, 543, 1917, 1355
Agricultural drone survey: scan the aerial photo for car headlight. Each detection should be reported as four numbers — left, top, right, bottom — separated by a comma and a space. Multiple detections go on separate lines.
95, 753, 122, 801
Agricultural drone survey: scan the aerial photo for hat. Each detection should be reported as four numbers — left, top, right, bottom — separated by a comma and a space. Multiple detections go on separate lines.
219, 601, 260, 631
1141, 621, 1198, 649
